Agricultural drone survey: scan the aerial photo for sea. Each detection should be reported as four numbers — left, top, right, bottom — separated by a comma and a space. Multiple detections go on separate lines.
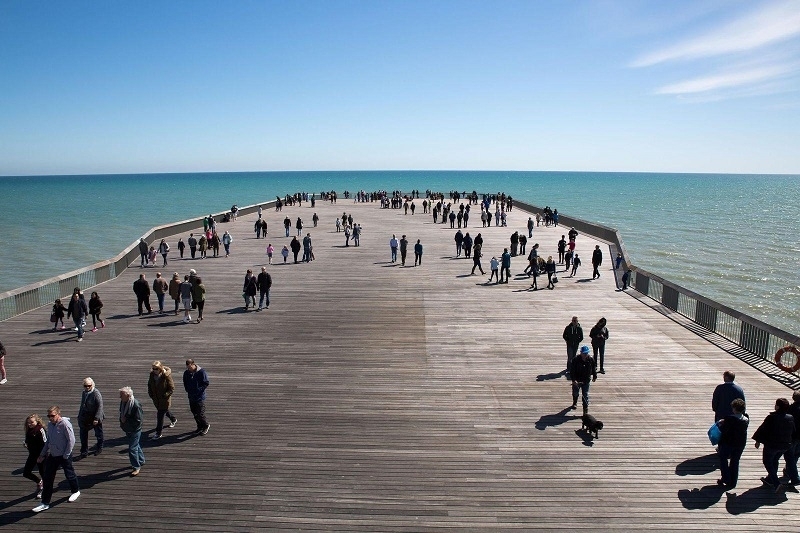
0, 171, 798, 334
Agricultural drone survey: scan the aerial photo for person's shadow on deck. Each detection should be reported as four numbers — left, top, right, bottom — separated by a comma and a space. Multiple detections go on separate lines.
536, 371, 566, 381
535, 407, 578, 431
31, 335, 78, 346
677, 485, 725, 509
675, 453, 718, 476
725, 486, 789, 514
216, 307, 251, 315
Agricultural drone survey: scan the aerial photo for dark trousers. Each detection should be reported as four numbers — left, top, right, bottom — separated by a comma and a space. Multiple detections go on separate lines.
23, 452, 45, 484
190, 246, 197, 258
718, 444, 744, 487
593, 343, 606, 370
79, 423, 104, 454
400, 250, 407, 265
593, 264, 600, 278
566, 343, 579, 371
137, 295, 152, 314
189, 399, 209, 431
784, 441, 800, 484
155, 408, 177, 435
500, 266, 510, 283
41, 455, 80, 505
763, 446, 789, 486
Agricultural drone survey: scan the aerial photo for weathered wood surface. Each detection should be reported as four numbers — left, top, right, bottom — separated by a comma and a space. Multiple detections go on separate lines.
1, 198, 798, 531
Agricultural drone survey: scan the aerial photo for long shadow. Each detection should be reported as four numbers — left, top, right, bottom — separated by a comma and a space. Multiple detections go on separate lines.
29, 328, 65, 335
537, 371, 566, 382
456, 273, 476, 278
675, 453, 718, 476
725, 485, 788, 514
146, 321, 188, 328
215, 307, 250, 315
107, 314, 137, 320
575, 278, 593, 283
32, 336, 77, 346
677, 484, 726, 510
535, 406, 578, 431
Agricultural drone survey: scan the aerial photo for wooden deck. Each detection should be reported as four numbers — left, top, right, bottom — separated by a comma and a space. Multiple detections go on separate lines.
1, 198, 798, 531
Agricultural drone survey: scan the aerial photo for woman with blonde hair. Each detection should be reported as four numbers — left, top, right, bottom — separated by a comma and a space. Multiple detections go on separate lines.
147, 361, 177, 439
23, 414, 47, 498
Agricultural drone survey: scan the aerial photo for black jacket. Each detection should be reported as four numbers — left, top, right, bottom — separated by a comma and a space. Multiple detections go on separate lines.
752, 411, 795, 450
570, 355, 596, 383
563, 323, 583, 346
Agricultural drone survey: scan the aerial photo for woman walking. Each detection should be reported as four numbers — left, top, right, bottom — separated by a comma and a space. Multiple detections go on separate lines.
23, 414, 46, 498
589, 318, 609, 373
243, 270, 257, 310
266, 243, 274, 265
192, 276, 206, 323
51, 299, 67, 330
546, 256, 557, 289
147, 361, 177, 440
168, 272, 181, 315
88, 292, 105, 332
158, 239, 170, 266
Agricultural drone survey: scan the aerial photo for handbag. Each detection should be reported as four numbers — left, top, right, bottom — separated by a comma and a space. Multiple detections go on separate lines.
49, 313, 57, 323
552, 275, 559, 284
708, 421, 722, 445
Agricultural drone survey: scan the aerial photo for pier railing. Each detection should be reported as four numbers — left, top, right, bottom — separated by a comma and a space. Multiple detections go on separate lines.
3, 195, 798, 377
0, 200, 274, 323
513, 200, 800, 377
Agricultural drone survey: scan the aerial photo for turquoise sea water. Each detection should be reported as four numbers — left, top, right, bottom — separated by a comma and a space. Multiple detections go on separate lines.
0, 171, 798, 334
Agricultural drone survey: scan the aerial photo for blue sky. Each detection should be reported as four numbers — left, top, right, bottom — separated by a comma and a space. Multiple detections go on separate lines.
1, 0, 798, 175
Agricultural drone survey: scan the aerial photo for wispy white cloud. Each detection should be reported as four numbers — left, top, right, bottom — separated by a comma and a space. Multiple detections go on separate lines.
631, 0, 800, 67
656, 63, 795, 94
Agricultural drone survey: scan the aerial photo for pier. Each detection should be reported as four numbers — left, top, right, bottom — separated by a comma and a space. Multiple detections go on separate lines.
1, 197, 798, 531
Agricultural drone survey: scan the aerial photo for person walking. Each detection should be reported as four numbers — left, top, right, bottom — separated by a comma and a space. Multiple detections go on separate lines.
88, 291, 105, 331
152, 272, 169, 314
191, 276, 206, 323
257, 267, 272, 311
158, 239, 170, 266
222, 231, 233, 257
562, 316, 583, 376
570, 346, 597, 415
77, 378, 104, 458
177, 238, 185, 258
32, 406, 81, 512
712, 371, 746, 423
284, 216, 291, 237
179, 274, 193, 323
454, 230, 464, 257
489, 256, 500, 283
570, 253, 581, 277
168, 272, 181, 315
545, 256, 557, 289
471, 242, 485, 275
198, 234, 208, 258
389, 235, 398, 263
243, 270, 258, 310
295, 217, 303, 236
67, 292, 89, 342
500, 248, 511, 283
414, 239, 423, 266
51, 299, 67, 330
138, 238, 148, 267
399, 235, 408, 266
119, 386, 145, 476
147, 361, 177, 440
592, 245, 603, 279
290, 236, 301, 263
717, 398, 749, 490
784, 391, 800, 488
23, 414, 47, 499
281, 245, 289, 263
133, 274, 152, 316
187, 233, 198, 259
589, 318, 610, 374
752, 398, 795, 491
183, 359, 210, 435
266, 243, 274, 264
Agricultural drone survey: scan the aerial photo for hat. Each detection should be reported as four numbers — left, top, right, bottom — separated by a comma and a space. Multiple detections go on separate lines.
580, 345, 591, 355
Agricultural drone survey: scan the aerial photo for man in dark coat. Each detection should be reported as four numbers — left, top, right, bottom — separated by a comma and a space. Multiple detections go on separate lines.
570, 345, 597, 415
132, 274, 152, 315
257, 267, 272, 311
138, 238, 148, 267
712, 371, 746, 422
562, 316, 583, 376
753, 397, 795, 490
592, 245, 603, 279
290, 237, 302, 264
77, 377, 104, 458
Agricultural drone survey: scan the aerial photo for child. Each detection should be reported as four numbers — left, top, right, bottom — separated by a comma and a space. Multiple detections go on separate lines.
88, 291, 105, 331
281, 245, 289, 264
266, 244, 274, 265
489, 257, 500, 284
147, 246, 157, 266
52, 299, 67, 330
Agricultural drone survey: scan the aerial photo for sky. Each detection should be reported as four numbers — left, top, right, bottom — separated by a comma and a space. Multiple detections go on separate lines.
1, 0, 799, 176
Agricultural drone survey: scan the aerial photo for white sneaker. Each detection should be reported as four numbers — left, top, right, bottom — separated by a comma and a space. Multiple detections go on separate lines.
68, 491, 81, 502
33, 503, 50, 512
0, 378, 6, 385
168, 418, 177, 428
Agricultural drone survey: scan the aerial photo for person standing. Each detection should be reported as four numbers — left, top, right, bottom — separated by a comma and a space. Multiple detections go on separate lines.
119, 387, 145, 476
527, 217, 534, 238
183, 359, 210, 435
712, 371, 746, 423
717, 398, 749, 489
592, 245, 603, 279
177, 237, 185, 258
589, 318, 610, 374
752, 398, 795, 491
545, 256, 557, 289
152, 272, 169, 314
67, 292, 89, 342
147, 361, 177, 440
389, 235, 398, 263
23, 414, 47, 499
414, 239, 423, 266
312, 212, 319, 227
138, 238, 148, 267
284, 216, 291, 237
32, 406, 81, 512
77, 378, 104, 458
500, 248, 511, 283
295, 217, 303, 236
179, 274, 193, 323
222, 231, 232, 257
133, 274, 152, 315
557, 236, 567, 264
88, 291, 105, 331
187, 233, 198, 259
257, 267, 272, 311
570, 346, 597, 415
302, 233, 312, 262
621, 269, 632, 290
399, 235, 409, 266
562, 316, 583, 376
191, 276, 206, 323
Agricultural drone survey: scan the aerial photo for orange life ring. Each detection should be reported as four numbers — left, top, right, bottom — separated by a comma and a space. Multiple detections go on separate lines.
775, 346, 800, 373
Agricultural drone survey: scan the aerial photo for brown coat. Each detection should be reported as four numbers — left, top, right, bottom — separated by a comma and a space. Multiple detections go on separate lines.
147, 367, 175, 410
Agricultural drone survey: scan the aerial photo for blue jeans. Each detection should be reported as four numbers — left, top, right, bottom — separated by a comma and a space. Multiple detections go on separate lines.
126, 430, 145, 469
79, 423, 104, 454
572, 382, 590, 407
762, 446, 788, 486
285, 226, 290, 237
156, 293, 166, 312
391, 247, 397, 262
259, 290, 270, 309
73, 316, 84, 339
783, 441, 800, 484
224, 243, 230, 255
718, 444, 744, 487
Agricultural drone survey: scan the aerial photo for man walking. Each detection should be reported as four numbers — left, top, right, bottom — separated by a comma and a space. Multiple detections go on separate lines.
389, 234, 398, 263
183, 359, 210, 435
500, 248, 511, 284
152, 272, 169, 314
119, 386, 145, 476
138, 238, 148, 267
179, 274, 193, 323
67, 292, 89, 342
570, 346, 597, 415
753, 398, 795, 491
399, 235, 408, 266
414, 239, 423, 266
32, 406, 81, 512
562, 316, 583, 376
257, 266, 272, 311
133, 273, 152, 315
77, 378, 104, 458
187, 233, 198, 259
712, 371, 746, 423
592, 245, 603, 279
